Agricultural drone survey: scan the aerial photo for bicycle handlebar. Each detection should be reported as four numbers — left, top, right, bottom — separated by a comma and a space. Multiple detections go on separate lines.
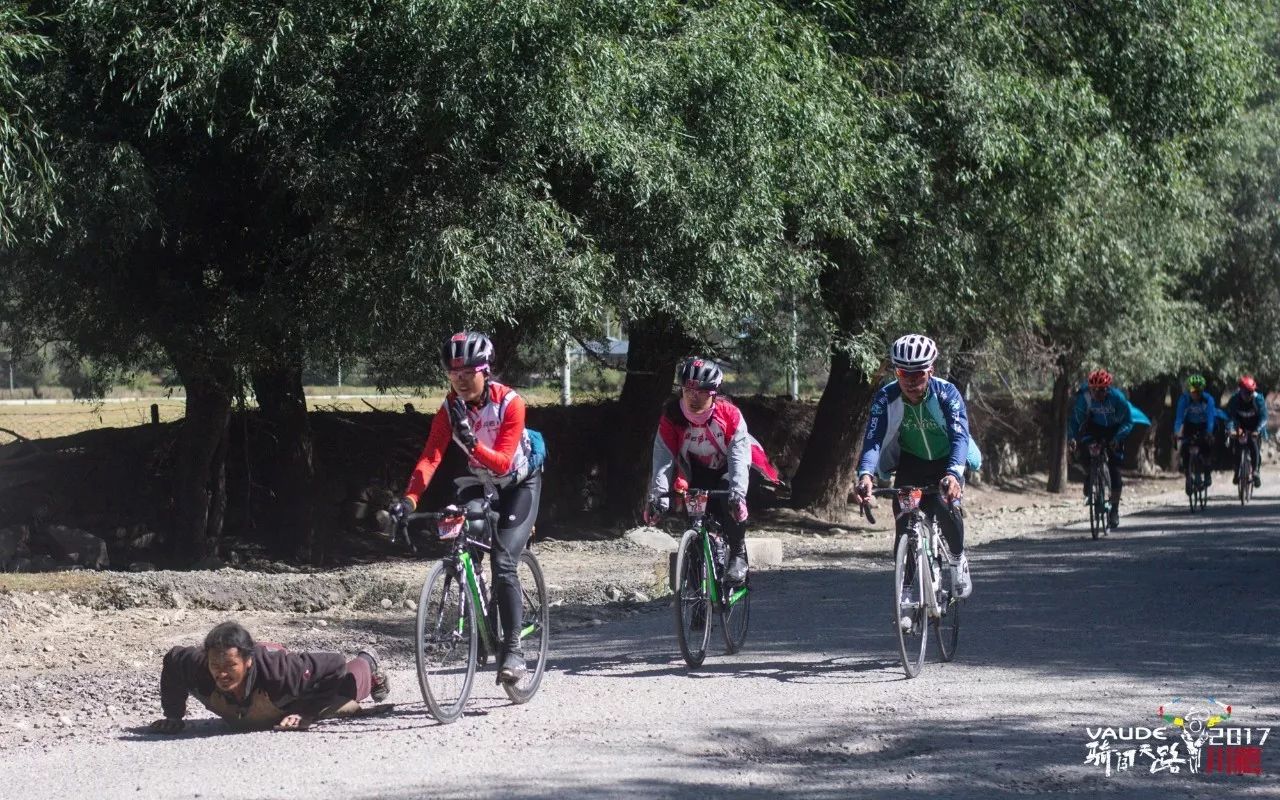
404, 508, 490, 523
665, 488, 735, 499
853, 484, 964, 525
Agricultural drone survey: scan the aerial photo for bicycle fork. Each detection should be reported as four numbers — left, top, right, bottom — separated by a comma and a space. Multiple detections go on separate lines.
920, 531, 944, 619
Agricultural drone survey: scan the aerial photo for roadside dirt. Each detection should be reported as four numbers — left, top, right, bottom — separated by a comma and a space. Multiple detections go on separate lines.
0, 470, 1203, 748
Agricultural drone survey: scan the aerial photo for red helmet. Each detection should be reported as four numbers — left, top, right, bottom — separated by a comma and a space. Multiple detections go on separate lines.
1087, 369, 1112, 389
1239, 375, 1257, 392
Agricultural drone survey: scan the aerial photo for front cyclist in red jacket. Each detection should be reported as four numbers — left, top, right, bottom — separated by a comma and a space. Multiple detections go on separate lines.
646, 357, 752, 586
387, 331, 541, 683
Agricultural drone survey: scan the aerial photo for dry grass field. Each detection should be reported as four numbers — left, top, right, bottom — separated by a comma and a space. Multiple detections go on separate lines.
0, 385, 617, 444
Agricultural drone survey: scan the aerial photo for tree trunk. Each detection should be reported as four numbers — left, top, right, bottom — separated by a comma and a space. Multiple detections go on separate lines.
605, 315, 691, 523
171, 355, 235, 559
487, 319, 526, 377
789, 348, 876, 514
1046, 359, 1073, 493
252, 361, 318, 562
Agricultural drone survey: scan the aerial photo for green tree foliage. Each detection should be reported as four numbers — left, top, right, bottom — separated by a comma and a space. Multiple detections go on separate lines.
0, 4, 56, 244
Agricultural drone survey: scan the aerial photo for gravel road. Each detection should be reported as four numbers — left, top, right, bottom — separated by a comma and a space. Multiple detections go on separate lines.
4, 482, 1279, 799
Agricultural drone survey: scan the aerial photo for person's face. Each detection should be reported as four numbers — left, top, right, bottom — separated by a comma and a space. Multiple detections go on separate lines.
448, 366, 486, 402
1090, 386, 1108, 402
208, 647, 252, 695
682, 386, 716, 413
897, 367, 931, 403
1189, 386, 1203, 399
1241, 388, 1255, 401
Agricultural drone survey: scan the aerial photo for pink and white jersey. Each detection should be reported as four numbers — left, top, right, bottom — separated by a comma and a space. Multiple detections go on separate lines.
649, 399, 751, 499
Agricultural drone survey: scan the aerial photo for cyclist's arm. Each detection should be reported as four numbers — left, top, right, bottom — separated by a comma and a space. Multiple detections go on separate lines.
936, 382, 969, 482
856, 390, 890, 480
1067, 390, 1086, 442
1205, 394, 1218, 435
1173, 393, 1187, 437
649, 418, 679, 499
1224, 396, 1238, 432
470, 394, 525, 475
1112, 390, 1133, 442
725, 411, 751, 498
1258, 394, 1269, 432
404, 411, 452, 506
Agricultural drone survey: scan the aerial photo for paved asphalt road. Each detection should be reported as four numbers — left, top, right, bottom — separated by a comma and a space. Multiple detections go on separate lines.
7, 485, 1280, 799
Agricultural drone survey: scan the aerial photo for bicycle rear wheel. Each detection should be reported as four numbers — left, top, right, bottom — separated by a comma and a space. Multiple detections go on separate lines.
1196, 462, 1209, 510
720, 578, 750, 655
416, 560, 478, 723
502, 550, 549, 704
894, 533, 927, 678
932, 537, 960, 662
674, 529, 711, 667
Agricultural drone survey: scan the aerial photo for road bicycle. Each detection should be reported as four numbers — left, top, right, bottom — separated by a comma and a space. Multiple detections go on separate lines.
1180, 435, 1210, 512
669, 488, 750, 668
1080, 441, 1114, 539
1234, 429, 1257, 506
860, 486, 961, 679
391, 486, 549, 723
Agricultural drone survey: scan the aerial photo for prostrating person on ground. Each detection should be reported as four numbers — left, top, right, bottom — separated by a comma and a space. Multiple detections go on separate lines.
149, 621, 390, 733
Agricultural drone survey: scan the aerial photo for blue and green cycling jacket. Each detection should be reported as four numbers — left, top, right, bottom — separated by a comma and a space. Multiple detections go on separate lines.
1174, 390, 1217, 437
1068, 386, 1134, 443
1224, 389, 1268, 434
857, 377, 974, 483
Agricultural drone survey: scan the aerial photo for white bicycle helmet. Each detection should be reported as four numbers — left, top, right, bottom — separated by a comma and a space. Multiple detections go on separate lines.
890, 334, 938, 370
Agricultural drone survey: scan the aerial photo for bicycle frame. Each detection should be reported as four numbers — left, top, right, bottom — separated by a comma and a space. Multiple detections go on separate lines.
683, 489, 748, 610
401, 489, 538, 654
1236, 430, 1256, 472
866, 486, 954, 618
900, 502, 944, 619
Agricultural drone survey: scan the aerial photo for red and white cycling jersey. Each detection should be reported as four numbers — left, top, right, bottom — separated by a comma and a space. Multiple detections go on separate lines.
403, 381, 531, 505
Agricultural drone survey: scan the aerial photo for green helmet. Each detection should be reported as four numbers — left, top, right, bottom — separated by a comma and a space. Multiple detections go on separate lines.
1186, 374, 1206, 390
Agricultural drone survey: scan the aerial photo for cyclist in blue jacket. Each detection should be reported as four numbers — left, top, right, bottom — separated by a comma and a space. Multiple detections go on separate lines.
1068, 369, 1133, 529
854, 334, 972, 600
1173, 374, 1218, 491
1225, 374, 1267, 488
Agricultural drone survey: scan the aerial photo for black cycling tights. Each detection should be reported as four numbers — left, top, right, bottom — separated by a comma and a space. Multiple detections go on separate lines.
460, 471, 541, 652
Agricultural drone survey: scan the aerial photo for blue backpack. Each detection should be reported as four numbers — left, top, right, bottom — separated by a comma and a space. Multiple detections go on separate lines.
526, 428, 547, 473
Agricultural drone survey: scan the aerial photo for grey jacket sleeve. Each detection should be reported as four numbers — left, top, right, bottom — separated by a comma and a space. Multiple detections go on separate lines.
649, 434, 675, 503
726, 417, 751, 499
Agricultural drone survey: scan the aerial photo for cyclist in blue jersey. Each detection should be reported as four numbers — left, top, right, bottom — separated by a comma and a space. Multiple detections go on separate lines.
1068, 369, 1133, 529
1225, 374, 1267, 488
1173, 374, 1218, 491
854, 334, 972, 599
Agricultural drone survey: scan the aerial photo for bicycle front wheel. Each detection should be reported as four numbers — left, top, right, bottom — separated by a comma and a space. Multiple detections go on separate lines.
502, 550, 549, 704
720, 578, 750, 655
416, 561, 478, 724
894, 533, 927, 678
674, 529, 711, 667
1090, 466, 1107, 539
